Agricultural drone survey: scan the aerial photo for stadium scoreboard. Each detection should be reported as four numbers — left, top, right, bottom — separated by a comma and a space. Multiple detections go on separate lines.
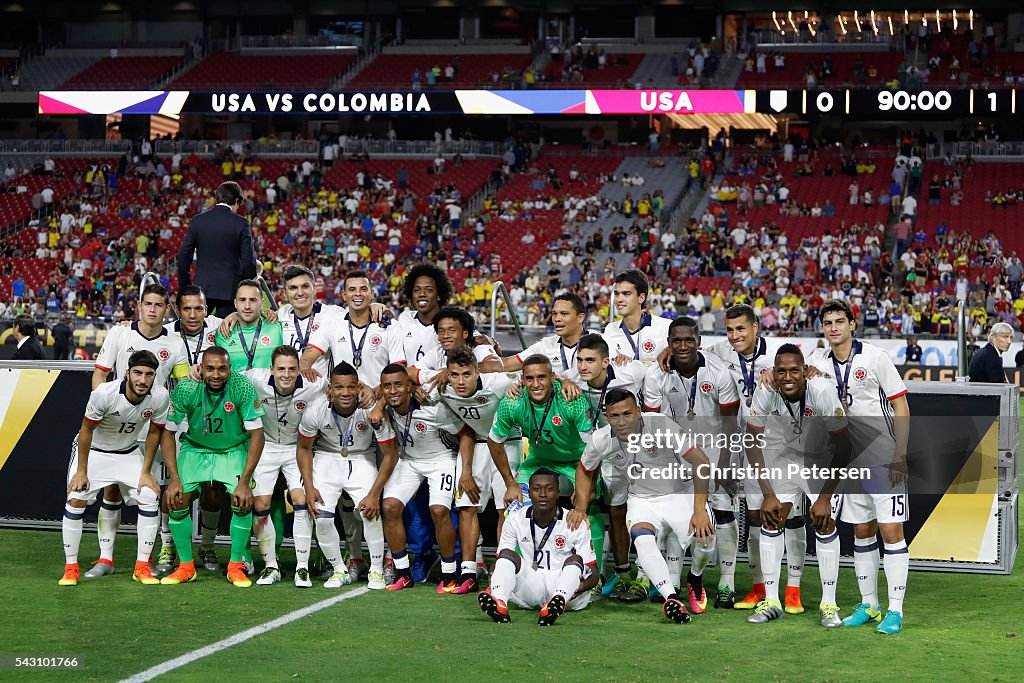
38, 88, 1018, 118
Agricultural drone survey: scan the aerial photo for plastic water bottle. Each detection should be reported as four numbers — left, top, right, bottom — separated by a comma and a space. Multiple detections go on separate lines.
504, 484, 532, 517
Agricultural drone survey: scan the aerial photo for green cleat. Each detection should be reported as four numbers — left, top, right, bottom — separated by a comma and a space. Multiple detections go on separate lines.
618, 578, 649, 603
714, 585, 736, 609
875, 610, 903, 634
842, 602, 882, 627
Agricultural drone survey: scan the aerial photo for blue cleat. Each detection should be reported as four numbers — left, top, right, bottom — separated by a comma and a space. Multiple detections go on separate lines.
841, 602, 882, 627
875, 610, 903, 634
411, 552, 437, 584
600, 573, 620, 597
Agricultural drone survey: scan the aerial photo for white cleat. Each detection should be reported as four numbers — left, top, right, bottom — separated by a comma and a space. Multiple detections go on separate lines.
83, 560, 115, 578
820, 603, 843, 628
256, 567, 282, 586
324, 568, 354, 589
367, 570, 386, 590
294, 567, 312, 588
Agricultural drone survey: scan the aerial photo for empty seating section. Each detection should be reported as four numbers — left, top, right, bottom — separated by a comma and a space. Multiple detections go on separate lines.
542, 53, 638, 88
171, 53, 355, 90
324, 159, 495, 200
495, 156, 621, 202
17, 55, 99, 90
736, 51, 903, 88
348, 53, 531, 89
61, 56, 183, 89
915, 162, 1024, 253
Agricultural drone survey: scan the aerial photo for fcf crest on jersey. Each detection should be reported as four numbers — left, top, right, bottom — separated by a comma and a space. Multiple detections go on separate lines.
642, 340, 655, 353
370, 335, 383, 347
803, 407, 814, 417
476, 395, 488, 404
554, 535, 566, 549
700, 382, 713, 394
158, 348, 170, 361
311, 323, 320, 332
854, 368, 867, 381
224, 402, 235, 412
294, 401, 307, 411
551, 415, 563, 426
415, 422, 427, 433
260, 336, 271, 346
142, 409, 153, 419
356, 422, 369, 432
207, 332, 216, 344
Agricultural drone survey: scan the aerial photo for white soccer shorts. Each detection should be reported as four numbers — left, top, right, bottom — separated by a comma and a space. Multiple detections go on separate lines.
66, 442, 159, 507
600, 460, 629, 507
254, 443, 303, 496
311, 453, 378, 512
626, 493, 704, 551
507, 564, 591, 612
455, 441, 522, 511
838, 488, 909, 525
383, 457, 456, 508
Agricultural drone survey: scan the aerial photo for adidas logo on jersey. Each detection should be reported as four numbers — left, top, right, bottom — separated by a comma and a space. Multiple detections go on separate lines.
406, 332, 413, 337
669, 387, 680, 393
111, 411, 121, 416
126, 346, 135, 353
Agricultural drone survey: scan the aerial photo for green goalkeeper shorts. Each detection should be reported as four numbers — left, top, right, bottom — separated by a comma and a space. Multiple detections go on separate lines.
177, 445, 251, 496
515, 457, 602, 498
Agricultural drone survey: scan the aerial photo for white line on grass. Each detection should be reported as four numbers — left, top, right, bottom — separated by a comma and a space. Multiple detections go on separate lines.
118, 586, 371, 683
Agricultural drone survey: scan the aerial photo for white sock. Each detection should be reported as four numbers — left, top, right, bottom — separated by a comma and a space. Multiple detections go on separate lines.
97, 500, 120, 562
747, 522, 763, 584
292, 506, 312, 569
716, 521, 738, 589
62, 504, 84, 564
254, 510, 278, 568
664, 534, 683, 590
159, 510, 173, 548
785, 525, 807, 588
815, 530, 840, 605
634, 532, 675, 598
315, 516, 342, 571
136, 505, 160, 563
690, 534, 714, 578
441, 556, 458, 576
394, 552, 411, 570
461, 560, 477, 578
489, 555, 517, 603
475, 536, 484, 565
853, 536, 880, 609
760, 528, 785, 604
359, 512, 385, 574
340, 504, 364, 561
554, 562, 583, 600
200, 508, 220, 548
883, 541, 909, 614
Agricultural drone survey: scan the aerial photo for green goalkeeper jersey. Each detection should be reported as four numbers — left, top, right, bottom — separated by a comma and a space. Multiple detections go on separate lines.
214, 320, 284, 371
168, 372, 265, 451
487, 380, 593, 465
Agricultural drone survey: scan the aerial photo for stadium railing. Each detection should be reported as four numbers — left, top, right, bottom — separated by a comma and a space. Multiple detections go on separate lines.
0, 139, 131, 155
153, 139, 321, 157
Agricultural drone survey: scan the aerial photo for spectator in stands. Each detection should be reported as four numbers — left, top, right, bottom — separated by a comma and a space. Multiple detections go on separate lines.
177, 181, 257, 316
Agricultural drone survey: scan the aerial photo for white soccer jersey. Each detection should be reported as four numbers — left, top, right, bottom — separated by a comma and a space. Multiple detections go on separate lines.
82, 380, 170, 452
307, 313, 406, 388
440, 372, 519, 438
807, 339, 907, 461
165, 317, 222, 367
581, 413, 697, 498
414, 343, 499, 385
706, 336, 781, 422
245, 368, 327, 445
516, 334, 580, 375
395, 309, 441, 366
604, 313, 672, 362
298, 397, 396, 459
386, 395, 463, 461
642, 351, 740, 421
95, 322, 189, 386
562, 360, 647, 432
279, 302, 346, 375
498, 505, 596, 574
746, 377, 848, 458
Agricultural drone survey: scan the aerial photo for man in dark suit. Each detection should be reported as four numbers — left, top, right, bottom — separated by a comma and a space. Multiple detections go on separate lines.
968, 322, 1012, 383
51, 315, 73, 360
177, 181, 257, 316
11, 315, 45, 360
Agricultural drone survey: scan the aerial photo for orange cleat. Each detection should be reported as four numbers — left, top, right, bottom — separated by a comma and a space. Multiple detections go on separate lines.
132, 561, 160, 585
785, 586, 804, 614
734, 583, 766, 609
58, 563, 80, 586
226, 561, 252, 588
159, 561, 197, 585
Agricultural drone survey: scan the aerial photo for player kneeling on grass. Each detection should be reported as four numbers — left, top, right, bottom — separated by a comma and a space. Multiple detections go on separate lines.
478, 468, 599, 625
160, 346, 266, 588
61, 351, 170, 587
296, 362, 399, 590
744, 345, 851, 627
571, 390, 714, 623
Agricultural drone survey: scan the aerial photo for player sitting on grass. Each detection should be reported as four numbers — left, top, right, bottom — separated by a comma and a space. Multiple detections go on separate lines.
478, 468, 598, 625
61, 351, 169, 587
160, 346, 266, 588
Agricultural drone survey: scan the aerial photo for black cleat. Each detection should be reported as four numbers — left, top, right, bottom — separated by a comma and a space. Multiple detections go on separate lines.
538, 595, 566, 626
663, 597, 692, 623
715, 585, 736, 609
477, 590, 511, 623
